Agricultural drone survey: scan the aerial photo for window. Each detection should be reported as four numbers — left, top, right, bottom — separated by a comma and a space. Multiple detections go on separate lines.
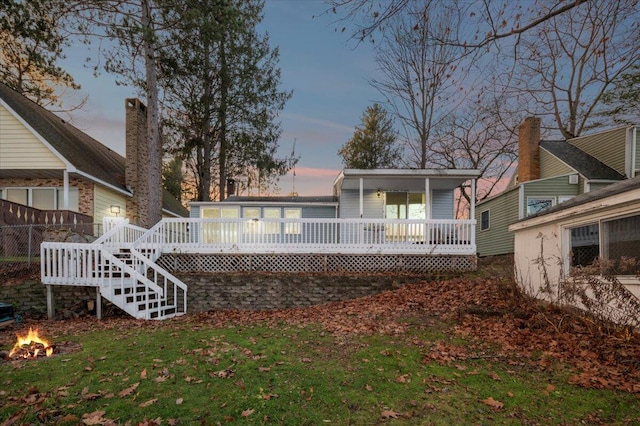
32, 188, 55, 210
1, 187, 79, 211
569, 224, 599, 268
200, 206, 239, 243
602, 215, 640, 275
242, 207, 260, 234
284, 208, 301, 235
56, 188, 79, 211
569, 214, 640, 275
480, 210, 490, 231
527, 197, 554, 216
263, 208, 281, 234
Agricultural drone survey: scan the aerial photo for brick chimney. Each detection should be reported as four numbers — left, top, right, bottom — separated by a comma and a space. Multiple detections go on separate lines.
125, 98, 147, 224
517, 117, 541, 183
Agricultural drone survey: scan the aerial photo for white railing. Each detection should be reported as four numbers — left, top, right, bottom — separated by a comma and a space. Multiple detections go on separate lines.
150, 218, 476, 255
41, 242, 104, 286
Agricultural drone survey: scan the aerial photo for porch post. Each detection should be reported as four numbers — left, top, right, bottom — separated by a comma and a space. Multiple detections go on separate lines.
424, 178, 431, 219
470, 178, 476, 220
359, 178, 364, 218
63, 170, 70, 210
46, 285, 54, 320
96, 287, 102, 320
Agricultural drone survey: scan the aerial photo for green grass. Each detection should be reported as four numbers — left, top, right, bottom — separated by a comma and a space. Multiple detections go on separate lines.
1, 318, 639, 425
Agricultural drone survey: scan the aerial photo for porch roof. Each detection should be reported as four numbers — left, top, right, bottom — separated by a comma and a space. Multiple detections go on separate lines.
334, 169, 481, 192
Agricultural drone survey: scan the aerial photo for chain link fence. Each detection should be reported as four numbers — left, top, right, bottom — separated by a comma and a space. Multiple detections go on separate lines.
0, 223, 102, 279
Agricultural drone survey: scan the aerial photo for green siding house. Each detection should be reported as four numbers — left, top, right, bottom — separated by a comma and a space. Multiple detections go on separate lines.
476, 117, 638, 257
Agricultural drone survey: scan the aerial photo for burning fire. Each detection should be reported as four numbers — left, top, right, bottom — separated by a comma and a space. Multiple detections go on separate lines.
9, 327, 54, 359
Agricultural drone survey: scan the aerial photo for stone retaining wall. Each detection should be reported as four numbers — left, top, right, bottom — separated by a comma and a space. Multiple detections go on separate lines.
0, 280, 99, 319
181, 272, 424, 312
0, 272, 432, 319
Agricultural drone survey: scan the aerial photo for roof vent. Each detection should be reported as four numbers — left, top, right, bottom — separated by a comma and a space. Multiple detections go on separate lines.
569, 174, 579, 185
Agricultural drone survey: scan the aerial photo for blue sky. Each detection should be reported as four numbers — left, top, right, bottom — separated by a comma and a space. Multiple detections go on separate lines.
62, 0, 382, 197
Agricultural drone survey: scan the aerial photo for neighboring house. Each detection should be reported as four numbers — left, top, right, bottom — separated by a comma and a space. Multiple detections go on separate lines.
510, 175, 640, 322
476, 117, 638, 257
0, 82, 188, 230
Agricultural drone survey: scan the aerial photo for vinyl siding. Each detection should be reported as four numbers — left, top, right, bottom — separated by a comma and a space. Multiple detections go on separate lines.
432, 190, 453, 219
588, 182, 615, 192
94, 185, 127, 227
569, 127, 628, 176
634, 129, 640, 177
475, 189, 520, 256
523, 175, 581, 201
339, 189, 383, 218
0, 103, 65, 169
539, 148, 574, 178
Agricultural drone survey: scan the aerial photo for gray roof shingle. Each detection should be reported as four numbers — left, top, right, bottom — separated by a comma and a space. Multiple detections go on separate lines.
539, 140, 625, 181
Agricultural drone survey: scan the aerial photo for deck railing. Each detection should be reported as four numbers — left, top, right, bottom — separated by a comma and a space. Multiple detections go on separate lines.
149, 218, 476, 255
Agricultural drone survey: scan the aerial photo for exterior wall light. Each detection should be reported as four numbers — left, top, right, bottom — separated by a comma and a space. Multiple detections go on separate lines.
110, 205, 121, 216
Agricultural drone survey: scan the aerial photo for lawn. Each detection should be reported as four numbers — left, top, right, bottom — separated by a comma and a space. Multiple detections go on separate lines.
1, 273, 640, 425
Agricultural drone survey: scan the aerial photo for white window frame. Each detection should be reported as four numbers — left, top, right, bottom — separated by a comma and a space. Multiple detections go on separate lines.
480, 210, 490, 231
526, 197, 555, 216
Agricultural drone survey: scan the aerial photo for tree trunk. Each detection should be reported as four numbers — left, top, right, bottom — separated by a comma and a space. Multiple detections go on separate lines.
141, 0, 162, 227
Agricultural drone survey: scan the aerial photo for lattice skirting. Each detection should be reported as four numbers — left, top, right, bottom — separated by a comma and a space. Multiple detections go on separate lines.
157, 253, 477, 274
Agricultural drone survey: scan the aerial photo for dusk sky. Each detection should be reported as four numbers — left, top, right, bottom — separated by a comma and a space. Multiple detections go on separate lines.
61, 1, 383, 197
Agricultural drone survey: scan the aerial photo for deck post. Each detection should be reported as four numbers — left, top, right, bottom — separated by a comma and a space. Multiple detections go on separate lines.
46, 285, 54, 320
96, 287, 102, 319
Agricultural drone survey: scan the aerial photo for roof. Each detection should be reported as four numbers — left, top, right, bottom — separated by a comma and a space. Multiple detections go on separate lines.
539, 140, 625, 181
191, 196, 339, 207
223, 195, 337, 204
0, 82, 188, 217
516, 174, 640, 223
334, 168, 481, 192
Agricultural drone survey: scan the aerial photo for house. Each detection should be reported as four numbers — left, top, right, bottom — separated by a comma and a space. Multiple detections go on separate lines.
476, 117, 638, 257
510, 175, 640, 324
40, 167, 480, 320
187, 168, 480, 258
0, 82, 188, 231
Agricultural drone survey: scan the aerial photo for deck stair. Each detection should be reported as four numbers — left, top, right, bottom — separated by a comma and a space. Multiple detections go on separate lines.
41, 219, 187, 320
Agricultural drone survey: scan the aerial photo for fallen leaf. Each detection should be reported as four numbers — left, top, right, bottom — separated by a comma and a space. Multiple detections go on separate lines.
140, 369, 147, 379
381, 409, 401, 419
242, 409, 255, 417
259, 367, 271, 372
118, 382, 139, 397
138, 398, 158, 407
81, 410, 106, 425
489, 372, 501, 381
482, 396, 504, 410
546, 384, 555, 392
365, 384, 373, 392
176, 398, 184, 405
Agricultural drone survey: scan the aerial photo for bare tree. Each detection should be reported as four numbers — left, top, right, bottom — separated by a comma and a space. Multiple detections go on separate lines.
513, 0, 640, 138
430, 95, 521, 209
371, 1, 465, 168
328, 0, 583, 48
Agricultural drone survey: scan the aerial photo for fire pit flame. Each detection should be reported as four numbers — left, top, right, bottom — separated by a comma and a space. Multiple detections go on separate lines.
9, 327, 54, 359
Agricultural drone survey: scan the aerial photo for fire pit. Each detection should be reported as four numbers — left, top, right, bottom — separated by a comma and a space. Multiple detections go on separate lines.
9, 327, 54, 359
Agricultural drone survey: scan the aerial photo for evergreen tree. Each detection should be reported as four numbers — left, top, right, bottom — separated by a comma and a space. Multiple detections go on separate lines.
0, 0, 79, 107
338, 103, 401, 169
161, 0, 294, 201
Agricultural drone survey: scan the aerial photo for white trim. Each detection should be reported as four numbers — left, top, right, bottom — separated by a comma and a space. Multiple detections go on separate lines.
73, 169, 131, 197
518, 185, 524, 219
424, 178, 431, 219
191, 201, 338, 207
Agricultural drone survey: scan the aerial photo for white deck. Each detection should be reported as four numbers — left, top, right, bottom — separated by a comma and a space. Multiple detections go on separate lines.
156, 217, 476, 255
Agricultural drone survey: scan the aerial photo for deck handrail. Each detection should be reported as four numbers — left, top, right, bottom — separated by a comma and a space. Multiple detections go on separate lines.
147, 217, 476, 255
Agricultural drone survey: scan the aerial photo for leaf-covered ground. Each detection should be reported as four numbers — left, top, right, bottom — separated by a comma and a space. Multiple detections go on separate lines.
4, 272, 640, 395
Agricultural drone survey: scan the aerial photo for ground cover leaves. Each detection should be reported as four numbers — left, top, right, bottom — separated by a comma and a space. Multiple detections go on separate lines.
2, 273, 640, 424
